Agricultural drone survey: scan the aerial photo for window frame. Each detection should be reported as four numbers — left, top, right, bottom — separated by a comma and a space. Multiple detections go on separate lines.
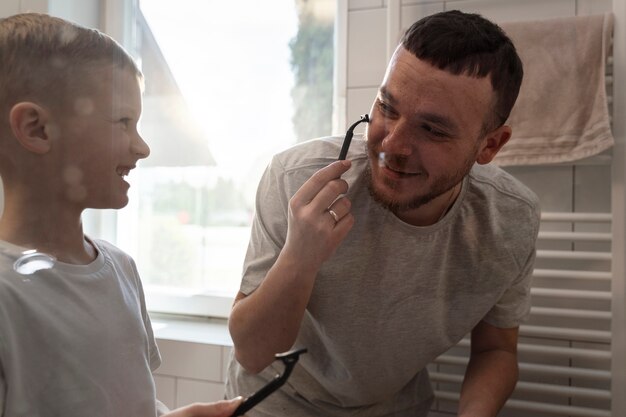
99, 0, 238, 318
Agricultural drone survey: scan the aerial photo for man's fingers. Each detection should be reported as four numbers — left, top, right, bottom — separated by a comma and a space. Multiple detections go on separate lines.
292, 160, 351, 206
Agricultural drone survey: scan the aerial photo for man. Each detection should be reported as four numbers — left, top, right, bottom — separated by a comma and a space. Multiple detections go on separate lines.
226, 10, 540, 417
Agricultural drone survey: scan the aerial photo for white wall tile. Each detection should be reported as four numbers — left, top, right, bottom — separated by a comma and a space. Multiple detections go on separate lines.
504, 165, 574, 213
347, 9, 388, 87
349, 0, 384, 10
347, 87, 378, 135
154, 375, 176, 411
19, 0, 49, 13
156, 339, 222, 381
400, 3, 445, 34
176, 379, 227, 407
221, 346, 232, 382
444, 0, 576, 22
48, 0, 100, 28
576, 0, 613, 15
0, 0, 19, 16
402, 0, 445, 4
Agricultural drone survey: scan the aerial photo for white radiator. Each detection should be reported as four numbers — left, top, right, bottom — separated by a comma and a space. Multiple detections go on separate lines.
429, 212, 614, 417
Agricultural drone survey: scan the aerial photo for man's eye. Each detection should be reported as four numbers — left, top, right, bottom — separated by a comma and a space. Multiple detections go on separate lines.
422, 124, 447, 138
377, 100, 395, 115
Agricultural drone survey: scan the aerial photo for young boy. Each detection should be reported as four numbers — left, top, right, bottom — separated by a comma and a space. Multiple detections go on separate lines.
0, 13, 241, 417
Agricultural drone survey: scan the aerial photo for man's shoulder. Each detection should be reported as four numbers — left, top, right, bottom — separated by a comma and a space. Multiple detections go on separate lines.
468, 163, 540, 212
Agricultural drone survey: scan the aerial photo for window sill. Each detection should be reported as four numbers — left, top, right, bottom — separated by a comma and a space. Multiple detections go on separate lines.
150, 312, 232, 347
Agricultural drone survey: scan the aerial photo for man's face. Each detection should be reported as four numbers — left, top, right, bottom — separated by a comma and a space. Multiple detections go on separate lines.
365, 46, 496, 219
53, 66, 150, 210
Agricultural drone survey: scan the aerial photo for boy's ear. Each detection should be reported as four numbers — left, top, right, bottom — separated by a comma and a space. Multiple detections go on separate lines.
476, 125, 512, 165
9, 102, 53, 154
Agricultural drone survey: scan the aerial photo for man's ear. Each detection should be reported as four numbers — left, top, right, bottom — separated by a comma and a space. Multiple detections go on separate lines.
9, 102, 53, 154
476, 125, 512, 165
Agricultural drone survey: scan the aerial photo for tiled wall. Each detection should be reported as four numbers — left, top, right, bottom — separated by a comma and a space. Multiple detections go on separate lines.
344, 0, 614, 132
153, 337, 233, 409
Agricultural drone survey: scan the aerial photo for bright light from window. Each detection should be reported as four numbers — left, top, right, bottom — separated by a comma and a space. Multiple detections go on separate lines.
99, 0, 335, 316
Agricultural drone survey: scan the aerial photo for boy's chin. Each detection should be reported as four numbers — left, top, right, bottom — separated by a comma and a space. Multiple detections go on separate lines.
83, 196, 130, 210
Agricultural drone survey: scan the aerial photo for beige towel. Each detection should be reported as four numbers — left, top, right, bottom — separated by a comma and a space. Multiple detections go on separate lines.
493, 13, 614, 166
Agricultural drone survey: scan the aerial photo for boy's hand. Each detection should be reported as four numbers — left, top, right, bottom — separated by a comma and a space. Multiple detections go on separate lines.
162, 397, 244, 417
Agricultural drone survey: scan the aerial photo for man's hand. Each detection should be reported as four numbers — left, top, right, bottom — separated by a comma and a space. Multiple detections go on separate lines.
229, 160, 354, 372
282, 159, 354, 271
162, 397, 244, 417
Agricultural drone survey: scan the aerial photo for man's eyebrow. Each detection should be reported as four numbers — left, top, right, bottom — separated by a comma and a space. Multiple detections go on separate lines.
419, 112, 456, 129
379, 86, 459, 133
378, 86, 396, 104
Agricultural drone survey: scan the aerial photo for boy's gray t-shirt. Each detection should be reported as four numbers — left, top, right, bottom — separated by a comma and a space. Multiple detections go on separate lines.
0, 238, 162, 417
226, 136, 540, 417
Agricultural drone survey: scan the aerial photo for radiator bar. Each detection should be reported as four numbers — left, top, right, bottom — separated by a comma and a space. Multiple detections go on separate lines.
430, 373, 611, 400
536, 250, 611, 261
435, 356, 611, 379
530, 287, 611, 300
532, 269, 611, 280
530, 306, 611, 320
520, 325, 611, 343
540, 212, 611, 222
435, 391, 610, 417
538, 231, 611, 241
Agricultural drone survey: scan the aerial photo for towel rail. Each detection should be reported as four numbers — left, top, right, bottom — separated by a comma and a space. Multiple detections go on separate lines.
540, 212, 611, 222
431, 373, 611, 400
532, 269, 611, 280
434, 392, 611, 417
535, 249, 611, 261
530, 288, 611, 300
530, 306, 611, 320
435, 355, 611, 380
537, 231, 611, 241
519, 325, 611, 343
454, 338, 611, 360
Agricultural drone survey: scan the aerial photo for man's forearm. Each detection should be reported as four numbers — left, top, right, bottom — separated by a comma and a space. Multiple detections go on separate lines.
228, 253, 318, 373
457, 349, 518, 417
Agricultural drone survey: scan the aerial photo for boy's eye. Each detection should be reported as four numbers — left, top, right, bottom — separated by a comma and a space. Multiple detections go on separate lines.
119, 118, 131, 129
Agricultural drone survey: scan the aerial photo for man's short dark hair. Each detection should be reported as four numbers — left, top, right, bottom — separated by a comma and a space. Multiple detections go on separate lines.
401, 10, 523, 130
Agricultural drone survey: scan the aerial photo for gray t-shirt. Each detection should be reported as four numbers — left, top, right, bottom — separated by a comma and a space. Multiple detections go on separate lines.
226, 136, 540, 417
0, 238, 162, 417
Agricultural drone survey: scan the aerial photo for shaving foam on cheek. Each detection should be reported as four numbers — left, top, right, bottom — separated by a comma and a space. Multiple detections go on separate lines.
378, 152, 386, 167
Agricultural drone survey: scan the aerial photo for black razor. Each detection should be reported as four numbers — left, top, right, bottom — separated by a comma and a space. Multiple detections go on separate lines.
232, 347, 307, 416
338, 114, 369, 160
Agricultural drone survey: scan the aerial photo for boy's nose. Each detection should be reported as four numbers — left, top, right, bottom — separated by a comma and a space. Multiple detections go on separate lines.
132, 133, 150, 159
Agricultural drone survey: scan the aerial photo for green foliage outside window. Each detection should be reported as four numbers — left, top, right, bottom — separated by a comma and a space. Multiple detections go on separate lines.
289, 0, 334, 142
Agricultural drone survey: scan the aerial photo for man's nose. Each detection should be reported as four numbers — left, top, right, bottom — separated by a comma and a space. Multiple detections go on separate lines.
381, 121, 414, 156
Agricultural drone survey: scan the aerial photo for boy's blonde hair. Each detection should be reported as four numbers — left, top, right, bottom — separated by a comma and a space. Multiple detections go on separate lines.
0, 13, 142, 116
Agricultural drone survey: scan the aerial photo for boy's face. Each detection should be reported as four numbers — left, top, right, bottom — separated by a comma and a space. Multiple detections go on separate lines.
52, 66, 149, 210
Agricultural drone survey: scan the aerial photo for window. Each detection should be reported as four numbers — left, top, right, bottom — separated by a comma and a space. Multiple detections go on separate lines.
86, 0, 336, 317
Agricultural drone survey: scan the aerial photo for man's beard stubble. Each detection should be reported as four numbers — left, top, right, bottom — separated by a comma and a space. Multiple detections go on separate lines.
364, 152, 474, 216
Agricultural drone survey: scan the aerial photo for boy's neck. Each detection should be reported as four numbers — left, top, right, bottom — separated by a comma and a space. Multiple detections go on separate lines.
0, 198, 97, 265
